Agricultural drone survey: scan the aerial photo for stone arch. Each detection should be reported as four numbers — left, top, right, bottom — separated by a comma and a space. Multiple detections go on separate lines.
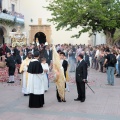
34, 32, 46, 44
0, 26, 7, 44
0, 26, 7, 36
12, 28, 17, 32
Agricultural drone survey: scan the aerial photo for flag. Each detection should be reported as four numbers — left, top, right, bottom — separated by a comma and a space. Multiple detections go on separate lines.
52, 45, 65, 100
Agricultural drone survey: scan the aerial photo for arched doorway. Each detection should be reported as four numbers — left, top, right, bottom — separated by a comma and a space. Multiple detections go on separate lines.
0, 27, 4, 44
12, 28, 17, 32
34, 32, 46, 44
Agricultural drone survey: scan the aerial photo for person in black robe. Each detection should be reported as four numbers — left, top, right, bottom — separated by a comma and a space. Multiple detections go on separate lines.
27, 51, 44, 108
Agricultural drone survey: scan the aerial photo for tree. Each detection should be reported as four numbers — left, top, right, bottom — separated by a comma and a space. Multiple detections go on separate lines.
46, 0, 120, 44
113, 29, 120, 43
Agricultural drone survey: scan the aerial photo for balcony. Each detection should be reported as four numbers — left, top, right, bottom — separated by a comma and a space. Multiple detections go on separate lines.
0, 11, 24, 25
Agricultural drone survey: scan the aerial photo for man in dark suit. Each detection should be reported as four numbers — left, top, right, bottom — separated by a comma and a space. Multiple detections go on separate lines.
74, 54, 87, 102
44, 46, 52, 65
23, 46, 30, 57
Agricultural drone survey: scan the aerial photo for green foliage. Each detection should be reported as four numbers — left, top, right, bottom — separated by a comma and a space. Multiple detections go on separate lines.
0, 18, 16, 26
0, 18, 24, 27
46, 0, 120, 39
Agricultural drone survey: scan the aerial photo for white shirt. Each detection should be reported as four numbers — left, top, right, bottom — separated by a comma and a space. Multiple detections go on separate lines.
21, 56, 23, 61
116, 55, 119, 64
95, 49, 100, 57
60, 59, 63, 66
47, 50, 49, 55
80, 59, 83, 63
41, 63, 49, 73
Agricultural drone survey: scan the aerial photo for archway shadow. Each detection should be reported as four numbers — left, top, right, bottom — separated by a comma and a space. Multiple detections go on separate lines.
0, 27, 4, 44
34, 32, 46, 44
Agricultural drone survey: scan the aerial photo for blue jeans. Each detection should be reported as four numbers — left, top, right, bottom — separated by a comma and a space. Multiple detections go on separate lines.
118, 61, 120, 76
116, 63, 119, 74
107, 67, 115, 85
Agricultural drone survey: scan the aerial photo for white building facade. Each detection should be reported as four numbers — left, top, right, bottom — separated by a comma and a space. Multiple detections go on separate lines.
92, 32, 106, 46
1, 0, 106, 45
0, 0, 24, 44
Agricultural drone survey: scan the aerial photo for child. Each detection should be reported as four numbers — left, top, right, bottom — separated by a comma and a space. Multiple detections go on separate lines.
41, 58, 49, 92
5, 52, 16, 83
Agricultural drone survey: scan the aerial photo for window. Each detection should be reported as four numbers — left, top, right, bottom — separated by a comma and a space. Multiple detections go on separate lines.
11, 4, 15, 12
0, 0, 2, 11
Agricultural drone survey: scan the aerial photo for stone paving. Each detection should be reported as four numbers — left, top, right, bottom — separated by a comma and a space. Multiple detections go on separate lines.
0, 69, 120, 120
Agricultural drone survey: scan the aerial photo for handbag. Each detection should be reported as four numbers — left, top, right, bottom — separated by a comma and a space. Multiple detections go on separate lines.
0, 62, 6, 68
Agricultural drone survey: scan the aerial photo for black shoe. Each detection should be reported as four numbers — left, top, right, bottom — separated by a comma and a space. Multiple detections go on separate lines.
116, 76, 120, 78
58, 100, 62, 102
7, 81, 14, 83
24, 94, 29, 96
62, 100, 66, 102
74, 98, 80, 101
80, 99, 85, 102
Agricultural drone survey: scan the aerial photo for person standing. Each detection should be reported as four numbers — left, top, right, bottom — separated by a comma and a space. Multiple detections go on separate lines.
74, 54, 87, 102
41, 58, 49, 92
68, 49, 76, 72
5, 52, 16, 83
60, 52, 69, 91
52, 45, 66, 103
44, 46, 52, 66
19, 52, 32, 96
60, 52, 68, 77
27, 51, 44, 108
103, 49, 117, 86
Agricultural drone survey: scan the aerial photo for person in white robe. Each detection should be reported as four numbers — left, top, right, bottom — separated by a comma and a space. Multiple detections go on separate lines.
19, 52, 32, 96
41, 58, 49, 92
27, 51, 44, 108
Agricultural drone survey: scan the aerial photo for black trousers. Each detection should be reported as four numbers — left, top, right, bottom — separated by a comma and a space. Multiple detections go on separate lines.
56, 85, 66, 101
9, 67, 15, 76
100, 62, 103, 72
56, 89, 61, 101
29, 94, 44, 108
76, 81, 85, 100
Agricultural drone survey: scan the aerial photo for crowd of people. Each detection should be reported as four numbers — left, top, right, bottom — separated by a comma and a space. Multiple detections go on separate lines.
0, 43, 120, 108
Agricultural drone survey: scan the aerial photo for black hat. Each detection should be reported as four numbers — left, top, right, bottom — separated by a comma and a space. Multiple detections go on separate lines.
34, 51, 40, 57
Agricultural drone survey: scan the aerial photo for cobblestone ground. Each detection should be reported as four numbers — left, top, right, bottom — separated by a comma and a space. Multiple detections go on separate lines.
0, 69, 120, 120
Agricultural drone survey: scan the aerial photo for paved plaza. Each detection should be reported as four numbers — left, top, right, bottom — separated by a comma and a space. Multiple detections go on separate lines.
0, 69, 120, 120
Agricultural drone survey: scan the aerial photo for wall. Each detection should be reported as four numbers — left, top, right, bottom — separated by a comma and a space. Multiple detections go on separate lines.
92, 32, 106, 46
20, 0, 90, 45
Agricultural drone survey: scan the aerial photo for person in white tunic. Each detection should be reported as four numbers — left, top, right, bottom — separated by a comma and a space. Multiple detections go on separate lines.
41, 58, 49, 92
19, 52, 32, 96
27, 51, 44, 108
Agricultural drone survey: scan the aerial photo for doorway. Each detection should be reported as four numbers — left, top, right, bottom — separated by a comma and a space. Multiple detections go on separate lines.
34, 32, 46, 44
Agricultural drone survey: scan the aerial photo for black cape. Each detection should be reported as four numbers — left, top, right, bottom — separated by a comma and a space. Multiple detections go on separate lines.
27, 60, 43, 74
